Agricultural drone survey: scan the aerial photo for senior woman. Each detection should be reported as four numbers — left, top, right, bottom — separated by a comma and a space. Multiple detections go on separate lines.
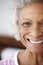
0, 0, 43, 65
17, 2, 43, 65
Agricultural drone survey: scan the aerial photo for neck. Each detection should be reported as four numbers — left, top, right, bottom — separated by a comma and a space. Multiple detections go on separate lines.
18, 49, 43, 65
27, 49, 43, 61
36, 52, 43, 61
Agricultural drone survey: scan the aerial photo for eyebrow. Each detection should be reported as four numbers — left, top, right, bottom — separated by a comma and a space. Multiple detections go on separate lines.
22, 18, 32, 22
38, 19, 43, 23
23, 18, 43, 21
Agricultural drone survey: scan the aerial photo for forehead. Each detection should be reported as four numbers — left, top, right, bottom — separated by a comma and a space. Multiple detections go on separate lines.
20, 3, 43, 21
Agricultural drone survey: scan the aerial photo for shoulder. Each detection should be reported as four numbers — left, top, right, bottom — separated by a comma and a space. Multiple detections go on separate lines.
1, 47, 24, 65
1, 47, 22, 59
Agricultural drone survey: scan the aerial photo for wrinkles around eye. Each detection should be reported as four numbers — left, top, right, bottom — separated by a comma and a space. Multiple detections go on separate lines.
22, 22, 32, 27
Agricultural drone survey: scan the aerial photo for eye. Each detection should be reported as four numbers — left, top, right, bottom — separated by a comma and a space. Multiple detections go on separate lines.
22, 22, 32, 27
39, 20, 43, 27
39, 22, 43, 27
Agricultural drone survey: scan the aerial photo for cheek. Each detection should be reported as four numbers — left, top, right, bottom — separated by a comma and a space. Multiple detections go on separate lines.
41, 27, 43, 32
40, 27, 43, 36
19, 29, 26, 42
19, 29, 26, 47
19, 27, 31, 38
19, 28, 30, 48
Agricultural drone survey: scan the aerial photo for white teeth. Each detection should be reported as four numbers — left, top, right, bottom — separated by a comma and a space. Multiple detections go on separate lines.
30, 40, 43, 44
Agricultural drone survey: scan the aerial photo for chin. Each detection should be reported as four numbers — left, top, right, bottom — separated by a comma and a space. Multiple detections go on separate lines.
27, 43, 43, 54
28, 46, 43, 54
26, 39, 43, 54
31, 49, 43, 54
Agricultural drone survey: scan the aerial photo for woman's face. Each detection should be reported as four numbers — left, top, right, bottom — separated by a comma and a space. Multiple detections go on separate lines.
19, 3, 43, 54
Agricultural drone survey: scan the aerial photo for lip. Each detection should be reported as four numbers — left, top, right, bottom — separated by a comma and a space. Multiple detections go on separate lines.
27, 39, 43, 44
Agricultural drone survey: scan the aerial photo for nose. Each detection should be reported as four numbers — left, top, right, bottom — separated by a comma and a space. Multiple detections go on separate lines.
30, 24, 41, 39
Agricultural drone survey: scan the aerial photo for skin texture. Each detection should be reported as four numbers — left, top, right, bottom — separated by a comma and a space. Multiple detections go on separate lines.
18, 2, 43, 65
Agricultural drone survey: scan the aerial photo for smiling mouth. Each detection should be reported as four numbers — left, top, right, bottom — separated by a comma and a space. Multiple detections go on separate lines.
27, 39, 43, 44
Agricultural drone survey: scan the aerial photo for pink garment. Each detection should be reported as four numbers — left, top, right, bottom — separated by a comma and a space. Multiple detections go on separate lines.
0, 59, 16, 65
0, 51, 19, 65
1, 49, 23, 65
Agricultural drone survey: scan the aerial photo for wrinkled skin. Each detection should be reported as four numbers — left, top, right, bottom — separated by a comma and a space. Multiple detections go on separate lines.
18, 2, 43, 65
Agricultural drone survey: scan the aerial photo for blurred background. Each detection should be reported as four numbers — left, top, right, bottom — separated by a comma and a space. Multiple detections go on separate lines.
0, 0, 42, 60
0, 0, 15, 36
0, 0, 26, 60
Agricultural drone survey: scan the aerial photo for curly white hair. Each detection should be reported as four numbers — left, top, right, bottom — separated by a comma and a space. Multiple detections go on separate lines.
10, 0, 43, 41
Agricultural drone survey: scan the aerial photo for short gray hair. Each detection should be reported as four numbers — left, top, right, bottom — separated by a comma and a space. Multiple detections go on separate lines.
11, 0, 43, 41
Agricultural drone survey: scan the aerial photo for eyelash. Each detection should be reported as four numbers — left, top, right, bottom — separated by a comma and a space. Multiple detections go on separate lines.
21, 22, 43, 27
40, 23, 43, 27
22, 22, 32, 27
